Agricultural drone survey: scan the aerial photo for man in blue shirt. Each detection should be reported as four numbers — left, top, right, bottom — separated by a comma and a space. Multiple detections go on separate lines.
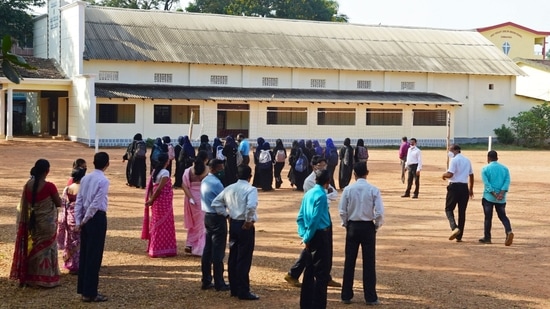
237, 133, 250, 166
480, 150, 513, 245
297, 169, 332, 309
200, 159, 230, 291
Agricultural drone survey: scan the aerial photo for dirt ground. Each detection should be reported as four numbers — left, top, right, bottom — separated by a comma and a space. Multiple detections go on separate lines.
0, 138, 549, 309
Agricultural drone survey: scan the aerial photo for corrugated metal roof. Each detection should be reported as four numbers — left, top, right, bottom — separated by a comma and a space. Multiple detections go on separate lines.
94, 84, 460, 105
83, 6, 524, 76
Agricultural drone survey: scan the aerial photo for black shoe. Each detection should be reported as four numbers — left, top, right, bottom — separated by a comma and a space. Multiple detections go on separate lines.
238, 292, 260, 300
412, 195, 418, 199
201, 283, 214, 290
215, 284, 230, 291
478, 238, 492, 244
401, 194, 410, 198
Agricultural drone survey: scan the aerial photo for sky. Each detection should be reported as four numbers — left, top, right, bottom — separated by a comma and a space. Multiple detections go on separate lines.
178, 0, 550, 31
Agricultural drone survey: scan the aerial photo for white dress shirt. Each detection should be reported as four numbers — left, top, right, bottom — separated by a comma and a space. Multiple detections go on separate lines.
338, 178, 384, 228
211, 179, 258, 222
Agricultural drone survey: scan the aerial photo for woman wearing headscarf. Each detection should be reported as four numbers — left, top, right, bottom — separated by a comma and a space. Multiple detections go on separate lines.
273, 139, 287, 189
292, 140, 309, 191
324, 138, 339, 188
354, 138, 369, 163
339, 137, 354, 189
252, 137, 265, 187
150, 137, 164, 173
129, 133, 147, 189
57, 167, 86, 274
313, 140, 324, 157
287, 140, 299, 188
222, 136, 239, 187
143, 153, 177, 258
173, 136, 184, 188
198, 134, 213, 160
181, 150, 209, 256
256, 141, 274, 191
11, 159, 62, 287
176, 136, 196, 187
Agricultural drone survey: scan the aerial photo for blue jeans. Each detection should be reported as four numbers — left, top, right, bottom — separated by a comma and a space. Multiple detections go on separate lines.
482, 198, 512, 240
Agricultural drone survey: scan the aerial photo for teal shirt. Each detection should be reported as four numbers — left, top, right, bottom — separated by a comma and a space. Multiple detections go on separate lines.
481, 161, 510, 203
297, 184, 331, 244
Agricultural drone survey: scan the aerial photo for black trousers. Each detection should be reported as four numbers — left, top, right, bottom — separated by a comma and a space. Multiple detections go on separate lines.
342, 221, 377, 303
300, 228, 332, 309
130, 157, 146, 188
404, 163, 420, 196
445, 183, 469, 239
77, 211, 107, 298
228, 220, 255, 298
201, 213, 228, 289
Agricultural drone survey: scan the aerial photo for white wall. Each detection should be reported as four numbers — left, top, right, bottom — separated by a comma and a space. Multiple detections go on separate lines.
60, 1, 85, 77
516, 65, 550, 101
33, 16, 48, 58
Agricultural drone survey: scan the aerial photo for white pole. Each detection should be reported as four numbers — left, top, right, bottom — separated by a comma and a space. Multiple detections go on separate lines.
488, 136, 492, 151
446, 110, 451, 169
95, 131, 99, 153
188, 110, 195, 140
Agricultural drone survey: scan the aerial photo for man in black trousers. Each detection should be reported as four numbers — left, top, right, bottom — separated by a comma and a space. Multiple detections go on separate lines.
339, 162, 384, 305
74, 152, 110, 302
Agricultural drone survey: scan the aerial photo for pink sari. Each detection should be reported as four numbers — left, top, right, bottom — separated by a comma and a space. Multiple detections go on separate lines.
182, 167, 206, 256
141, 174, 177, 257
57, 188, 80, 272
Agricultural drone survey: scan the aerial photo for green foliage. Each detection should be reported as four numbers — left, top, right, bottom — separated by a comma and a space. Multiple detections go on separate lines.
1, 35, 36, 84
145, 138, 155, 148
0, 0, 42, 46
493, 124, 515, 145
90, 0, 178, 10
508, 102, 550, 148
186, 0, 348, 22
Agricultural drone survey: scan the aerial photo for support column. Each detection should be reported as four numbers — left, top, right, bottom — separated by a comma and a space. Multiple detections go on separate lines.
0, 89, 5, 138
6, 88, 13, 140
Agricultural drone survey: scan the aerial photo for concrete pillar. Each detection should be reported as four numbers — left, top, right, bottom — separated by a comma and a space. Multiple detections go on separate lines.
0, 89, 5, 138
6, 88, 13, 140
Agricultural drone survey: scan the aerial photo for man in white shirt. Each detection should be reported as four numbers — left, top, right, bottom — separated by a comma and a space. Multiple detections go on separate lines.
401, 138, 422, 199
339, 162, 384, 306
211, 165, 259, 300
442, 144, 474, 242
75, 152, 110, 302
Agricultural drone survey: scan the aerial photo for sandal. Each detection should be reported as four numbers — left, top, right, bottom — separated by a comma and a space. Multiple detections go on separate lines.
82, 294, 108, 302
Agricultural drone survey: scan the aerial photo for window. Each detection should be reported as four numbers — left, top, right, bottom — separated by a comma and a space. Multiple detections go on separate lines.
267, 107, 307, 125
401, 81, 415, 90
96, 104, 135, 123
357, 80, 372, 89
413, 109, 446, 126
154, 73, 173, 83
98, 71, 119, 81
366, 109, 402, 125
262, 77, 279, 87
317, 108, 355, 125
210, 75, 228, 85
310, 79, 326, 88
154, 105, 200, 124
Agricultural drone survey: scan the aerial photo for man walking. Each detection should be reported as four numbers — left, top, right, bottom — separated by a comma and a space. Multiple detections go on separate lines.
297, 169, 332, 309
398, 136, 410, 184
480, 150, 514, 245
339, 162, 384, 306
401, 138, 422, 198
75, 152, 110, 302
285, 156, 340, 288
211, 165, 259, 300
442, 144, 474, 242
200, 159, 230, 291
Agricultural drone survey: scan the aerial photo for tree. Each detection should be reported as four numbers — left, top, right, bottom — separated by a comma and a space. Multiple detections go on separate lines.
186, 0, 348, 22
1, 35, 35, 84
90, 0, 178, 10
508, 102, 550, 147
0, 0, 44, 47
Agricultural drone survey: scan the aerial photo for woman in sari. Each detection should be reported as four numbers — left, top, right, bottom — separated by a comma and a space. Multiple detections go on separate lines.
181, 150, 209, 256
57, 167, 86, 274
11, 159, 62, 287
142, 153, 177, 258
